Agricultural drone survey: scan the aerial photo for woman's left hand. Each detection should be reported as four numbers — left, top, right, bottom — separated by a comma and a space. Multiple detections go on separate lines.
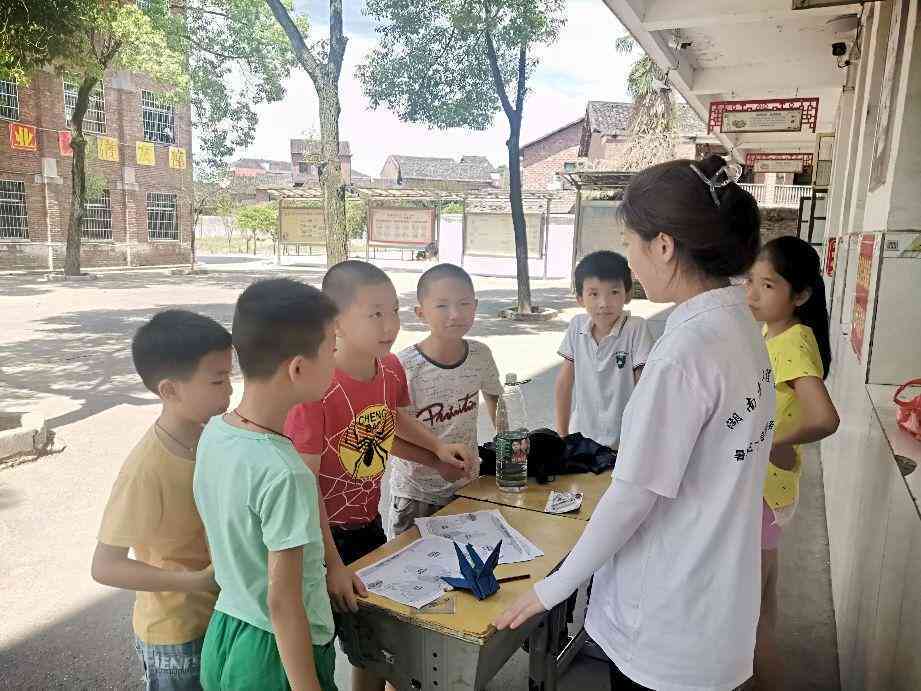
494, 587, 547, 630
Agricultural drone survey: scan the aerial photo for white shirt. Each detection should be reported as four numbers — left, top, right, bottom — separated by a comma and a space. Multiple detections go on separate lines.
559, 312, 654, 447
389, 340, 503, 506
579, 287, 774, 690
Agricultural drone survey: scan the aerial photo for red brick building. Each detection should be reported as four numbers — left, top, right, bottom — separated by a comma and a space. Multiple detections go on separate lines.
521, 101, 715, 190
0, 70, 193, 272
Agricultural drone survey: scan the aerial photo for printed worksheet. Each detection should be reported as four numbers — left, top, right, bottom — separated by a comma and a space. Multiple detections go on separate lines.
356, 536, 461, 609
415, 510, 544, 564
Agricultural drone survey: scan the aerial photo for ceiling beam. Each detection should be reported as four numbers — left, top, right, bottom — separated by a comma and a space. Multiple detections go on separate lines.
691, 62, 846, 95
640, 0, 860, 31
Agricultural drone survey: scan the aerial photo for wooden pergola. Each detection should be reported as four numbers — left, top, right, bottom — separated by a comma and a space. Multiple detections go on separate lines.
265, 185, 572, 262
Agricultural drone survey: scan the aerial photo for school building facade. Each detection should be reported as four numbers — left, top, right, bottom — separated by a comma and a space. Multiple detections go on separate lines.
605, 1, 921, 689
0, 69, 193, 272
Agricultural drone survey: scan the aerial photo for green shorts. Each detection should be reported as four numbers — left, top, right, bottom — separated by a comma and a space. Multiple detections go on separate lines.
201, 610, 337, 691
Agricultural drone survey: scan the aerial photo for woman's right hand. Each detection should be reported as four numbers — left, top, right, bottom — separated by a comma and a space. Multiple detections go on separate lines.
494, 587, 547, 630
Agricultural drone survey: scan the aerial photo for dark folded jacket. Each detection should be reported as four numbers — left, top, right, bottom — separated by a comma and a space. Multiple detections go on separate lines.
478, 429, 616, 484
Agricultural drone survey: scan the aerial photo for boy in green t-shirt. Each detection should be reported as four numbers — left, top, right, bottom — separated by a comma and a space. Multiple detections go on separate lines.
194, 278, 339, 690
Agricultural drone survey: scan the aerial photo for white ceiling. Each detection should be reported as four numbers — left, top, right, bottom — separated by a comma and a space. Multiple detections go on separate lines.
602, 0, 862, 156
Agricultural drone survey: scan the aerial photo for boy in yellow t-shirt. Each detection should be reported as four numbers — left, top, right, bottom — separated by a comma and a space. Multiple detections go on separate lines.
92, 310, 233, 690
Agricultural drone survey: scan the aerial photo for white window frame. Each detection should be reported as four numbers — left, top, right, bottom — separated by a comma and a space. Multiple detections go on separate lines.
82, 190, 113, 241
0, 80, 20, 121
141, 90, 176, 145
0, 180, 29, 240
147, 192, 179, 241
63, 79, 107, 135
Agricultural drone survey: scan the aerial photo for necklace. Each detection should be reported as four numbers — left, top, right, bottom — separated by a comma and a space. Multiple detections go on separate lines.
155, 420, 196, 455
233, 408, 294, 444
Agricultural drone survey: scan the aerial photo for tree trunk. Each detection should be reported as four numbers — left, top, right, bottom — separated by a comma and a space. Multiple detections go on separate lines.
263, 0, 348, 267
318, 87, 348, 266
64, 76, 98, 276
506, 117, 532, 314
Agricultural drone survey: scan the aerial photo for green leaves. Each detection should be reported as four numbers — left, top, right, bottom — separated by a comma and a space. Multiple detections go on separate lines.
235, 202, 278, 238
358, 0, 565, 131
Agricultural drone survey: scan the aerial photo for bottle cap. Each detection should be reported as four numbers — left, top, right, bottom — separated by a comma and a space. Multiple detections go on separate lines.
505, 373, 518, 385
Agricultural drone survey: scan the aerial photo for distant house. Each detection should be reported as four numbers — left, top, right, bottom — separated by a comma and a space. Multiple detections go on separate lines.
227, 158, 294, 205
351, 169, 372, 185
379, 155, 497, 192
290, 139, 352, 186
520, 101, 715, 190
230, 157, 292, 178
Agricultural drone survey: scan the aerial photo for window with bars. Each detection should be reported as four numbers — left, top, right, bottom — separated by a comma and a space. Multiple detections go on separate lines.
0, 80, 20, 121
82, 190, 112, 240
147, 192, 179, 241
0, 180, 28, 240
64, 80, 107, 134
142, 91, 175, 144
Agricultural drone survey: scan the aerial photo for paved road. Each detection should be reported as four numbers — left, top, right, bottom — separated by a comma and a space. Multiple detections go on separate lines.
0, 266, 618, 689
0, 262, 836, 690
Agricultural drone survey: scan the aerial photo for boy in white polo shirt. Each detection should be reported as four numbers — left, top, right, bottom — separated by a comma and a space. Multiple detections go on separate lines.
556, 250, 653, 449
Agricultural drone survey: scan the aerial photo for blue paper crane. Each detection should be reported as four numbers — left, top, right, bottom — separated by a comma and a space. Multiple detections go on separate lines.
441, 541, 502, 600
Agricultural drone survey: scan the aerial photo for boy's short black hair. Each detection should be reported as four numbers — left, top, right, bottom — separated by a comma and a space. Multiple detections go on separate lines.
132, 310, 232, 394
574, 250, 633, 296
322, 260, 392, 310
417, 263, 474, 302
232, 278, 338, 380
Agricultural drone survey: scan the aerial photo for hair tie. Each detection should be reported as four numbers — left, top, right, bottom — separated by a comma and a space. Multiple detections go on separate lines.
689, 163, 742, 208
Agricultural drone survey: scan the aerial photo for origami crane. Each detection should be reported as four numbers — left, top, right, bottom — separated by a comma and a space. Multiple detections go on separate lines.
441, 541, 502, 600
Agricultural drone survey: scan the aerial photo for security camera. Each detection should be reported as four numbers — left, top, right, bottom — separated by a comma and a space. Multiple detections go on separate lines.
832, 42, 847, 57
668, 36, 694, 50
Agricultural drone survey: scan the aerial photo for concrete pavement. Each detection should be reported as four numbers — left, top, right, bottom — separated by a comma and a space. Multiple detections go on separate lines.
0, 261, 836, 690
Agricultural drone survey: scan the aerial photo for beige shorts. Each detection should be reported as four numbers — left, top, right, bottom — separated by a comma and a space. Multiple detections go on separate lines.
388, 496, 442, 537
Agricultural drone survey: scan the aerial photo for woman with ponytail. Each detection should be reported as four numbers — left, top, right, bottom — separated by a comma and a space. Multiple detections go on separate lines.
746, 236, 840, 689
498, 156, 777, 690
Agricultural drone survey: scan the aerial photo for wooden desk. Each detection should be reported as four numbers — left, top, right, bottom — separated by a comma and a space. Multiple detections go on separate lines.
338, 498, 586, 690
455, 473, 613, 521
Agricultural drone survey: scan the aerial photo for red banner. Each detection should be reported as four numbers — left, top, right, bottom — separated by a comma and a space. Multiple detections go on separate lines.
825, 237, 837, 277
708, 98, 819, 134
9, 122, 38, 151
850, 234, 876, 360
59, 131, 73, 156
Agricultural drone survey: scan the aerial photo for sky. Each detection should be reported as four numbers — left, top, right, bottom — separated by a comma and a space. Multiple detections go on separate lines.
234, 1, 634, 176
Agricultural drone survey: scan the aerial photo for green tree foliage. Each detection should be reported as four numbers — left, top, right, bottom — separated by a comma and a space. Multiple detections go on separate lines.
235, 201, 278, 253
358, 0, 565, 314
163, 0, 298, 168
612, 35, 679, 171
0, 0, 95, 81
346, 201, 367, 240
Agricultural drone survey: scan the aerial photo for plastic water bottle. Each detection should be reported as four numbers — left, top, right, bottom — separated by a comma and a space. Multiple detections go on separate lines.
495, 373, 529, 493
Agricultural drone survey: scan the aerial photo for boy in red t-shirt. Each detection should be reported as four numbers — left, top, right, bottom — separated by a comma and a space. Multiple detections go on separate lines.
285, 260, 477, 691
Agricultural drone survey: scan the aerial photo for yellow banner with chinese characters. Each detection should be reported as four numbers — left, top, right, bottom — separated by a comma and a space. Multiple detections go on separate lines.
168, 146, 187, 170
97, 136, 119, 162
136, 141, 155, 166
9, 123, 37, 151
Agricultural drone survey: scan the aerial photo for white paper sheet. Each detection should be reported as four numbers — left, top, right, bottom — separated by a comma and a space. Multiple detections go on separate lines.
544, 490, 583, 514
414, 509, 544, 564
356, 536, 460, 609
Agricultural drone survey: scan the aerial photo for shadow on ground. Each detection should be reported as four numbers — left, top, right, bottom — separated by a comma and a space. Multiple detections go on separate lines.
0, 590, 140, 690
0, 273, 574, 429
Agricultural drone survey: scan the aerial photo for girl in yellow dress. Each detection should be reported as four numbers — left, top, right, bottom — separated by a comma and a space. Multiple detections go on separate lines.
746, 236, 840, 689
